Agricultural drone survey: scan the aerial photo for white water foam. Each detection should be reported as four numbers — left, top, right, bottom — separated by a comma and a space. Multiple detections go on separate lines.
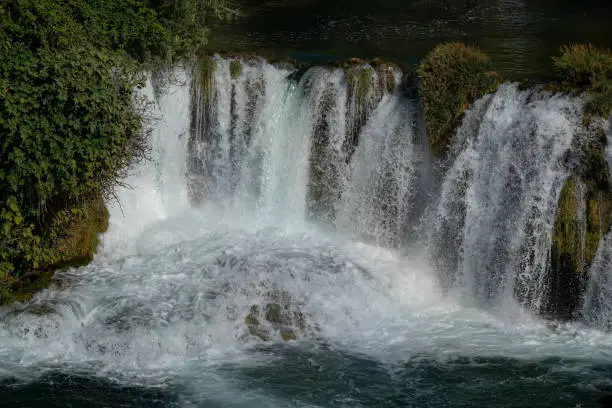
1, 65, 612, 402
429, 83, 585, 313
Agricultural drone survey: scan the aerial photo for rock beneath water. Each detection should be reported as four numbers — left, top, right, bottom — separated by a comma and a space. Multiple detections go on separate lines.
347, 57, 366, 66
547, 124, 612, 317
243, 290, 317, 342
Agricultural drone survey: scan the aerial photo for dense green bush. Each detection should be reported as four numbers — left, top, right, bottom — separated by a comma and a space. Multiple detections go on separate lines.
418, 42, 500, 158
553, 43, 612, 119
0, 0, 232, 303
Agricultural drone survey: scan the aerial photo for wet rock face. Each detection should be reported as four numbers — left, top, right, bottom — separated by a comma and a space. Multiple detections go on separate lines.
547, 126, 612, 318
243, 290, 318, 342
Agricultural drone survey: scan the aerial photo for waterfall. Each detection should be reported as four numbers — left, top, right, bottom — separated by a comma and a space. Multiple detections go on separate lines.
187, 56, 420, 242
427, 83, 585, 312
581, 232, 612, 328
581, 120, 612, 328
102, 69, 192, 255
5, 56, 612, 408
184, 58, 604, 316
334, 94, 426, 247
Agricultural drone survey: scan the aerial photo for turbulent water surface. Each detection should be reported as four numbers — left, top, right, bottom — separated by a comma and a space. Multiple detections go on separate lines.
2, 61, 612, 407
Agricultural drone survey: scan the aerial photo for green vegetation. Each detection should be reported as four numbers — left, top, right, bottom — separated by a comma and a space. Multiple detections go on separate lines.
552, 176, 612, 276
553, 43, 612, 119
418, 42, 501, 157
346, 65, 376, 104
0, 0, 232, 304
369, 58, 399, 93
548, 45, 612, 314
581, 132, 612, 268
230, 60, 243, 79
551, 125, 612, 286
552, 177, 585, 274
194, 56, 217, 102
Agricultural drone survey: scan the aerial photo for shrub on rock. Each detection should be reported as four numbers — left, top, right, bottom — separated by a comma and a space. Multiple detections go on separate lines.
553, 43, 612, 119
418, 42, 500, 158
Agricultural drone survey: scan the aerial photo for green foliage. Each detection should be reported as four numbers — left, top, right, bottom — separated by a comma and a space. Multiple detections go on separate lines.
585, 79, 612, 119
0, 197, 109, 304
553, 44, 612, 88
2, 0, 233, 64
195, 56, 217, 103
552, 177, 584, 274
1, 46, 146, 212
552, 173, 612, 278
346, 65, 376, 104
229, 60, 242, 79
553, 44, 612, 119
418, 42, 501, 157
0, 0, 233, 303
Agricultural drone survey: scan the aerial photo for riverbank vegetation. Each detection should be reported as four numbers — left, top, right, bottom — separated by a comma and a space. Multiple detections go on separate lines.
0, 0, 232, 303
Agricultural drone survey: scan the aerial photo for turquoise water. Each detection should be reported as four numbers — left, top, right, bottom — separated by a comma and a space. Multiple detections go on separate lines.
3, 352, 612, 407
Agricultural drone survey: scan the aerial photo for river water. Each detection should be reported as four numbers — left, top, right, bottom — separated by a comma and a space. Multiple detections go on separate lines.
210, 0, 612, 78
1, 55, 612, 407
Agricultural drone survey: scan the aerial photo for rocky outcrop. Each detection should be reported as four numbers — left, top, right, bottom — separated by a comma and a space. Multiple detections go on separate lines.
243, 290, 318, 342
343, 59, 400, 156
548, 126, 612, 316
2, 197, 109, 304
187, 56, 217, 205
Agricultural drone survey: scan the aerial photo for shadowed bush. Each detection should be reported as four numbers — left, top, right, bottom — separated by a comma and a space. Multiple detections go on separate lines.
553, 44, 612, 119
418, 42, 500, 158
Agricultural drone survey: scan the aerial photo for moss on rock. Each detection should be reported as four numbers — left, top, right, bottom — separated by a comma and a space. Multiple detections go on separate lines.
53, 197, 109, 266
552, 177, 584, 273
418, 42, 501, 158
549, 123, 612, 316
344, 64, 380, 158
1, 197, 109, 305
194, 56, 216, 104
229, 60, 242, 79
346, 65, 376, 105
580, 129, 612, 264
243, 290, 317, 342
552, 44, 612, 121
371, 58, 399, 93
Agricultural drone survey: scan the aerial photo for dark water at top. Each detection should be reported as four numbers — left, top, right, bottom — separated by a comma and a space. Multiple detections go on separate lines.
210, 0, 612, 78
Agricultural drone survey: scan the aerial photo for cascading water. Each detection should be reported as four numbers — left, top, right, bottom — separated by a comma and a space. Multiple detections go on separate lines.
188, 58, 314, 223
428, 83, 585, 313
3, 58, 612, 407
582, 231, 612, 329
187, 56, 421, 242
581, 121, 612, 329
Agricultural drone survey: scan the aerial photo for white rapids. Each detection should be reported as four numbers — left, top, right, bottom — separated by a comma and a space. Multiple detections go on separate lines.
1, 59, 612, 407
